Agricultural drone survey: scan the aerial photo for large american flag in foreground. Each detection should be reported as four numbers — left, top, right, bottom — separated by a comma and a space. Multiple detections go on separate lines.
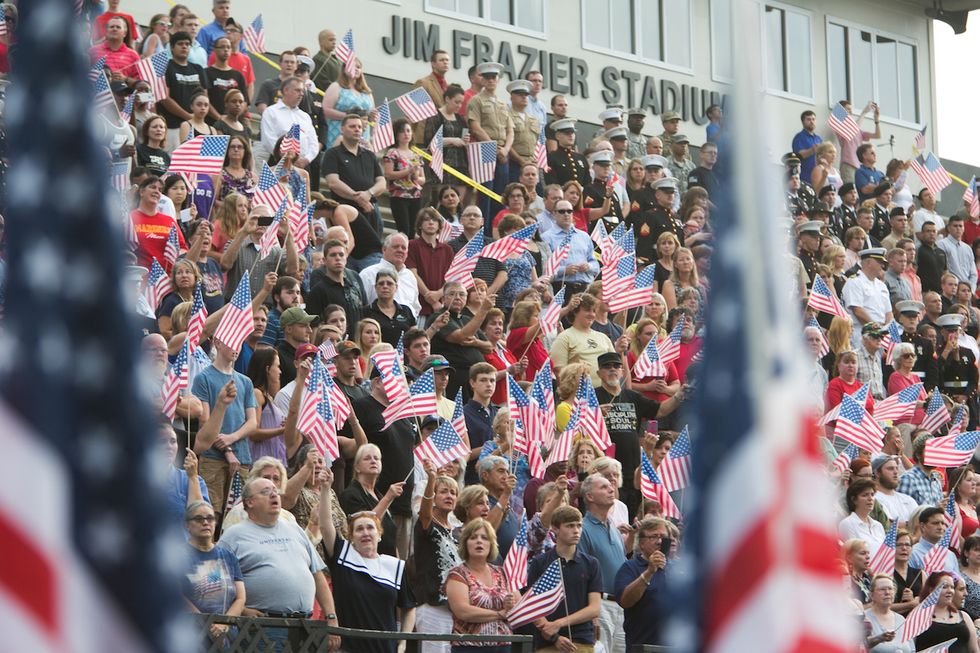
672, 12, 854, 649
1, 2, 189, 649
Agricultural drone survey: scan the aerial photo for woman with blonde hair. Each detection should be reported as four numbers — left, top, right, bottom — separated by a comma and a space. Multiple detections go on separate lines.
322, 58, 375, 147
627, 317, 680, 402
444, 518, 517, 652
157, 259, 202, 340
844, 226, 867, 270
454, 485, 491, 526
339, 443, 403, 557
661, 247, 703, 310
506, 300, 549, 380
653, 232, 680, 292
211, 191, 248, 258
811, 142, 843, 195
823, 315, 855, 374
355, 318, 384, 378
555, 362, 591, 432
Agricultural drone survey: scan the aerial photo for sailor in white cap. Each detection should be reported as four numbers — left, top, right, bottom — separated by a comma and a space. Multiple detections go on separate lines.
581, 150, 622, 231
626, 108, 647, 159
506, 79, 541, 183
935, 312, 978, 401
467, 61, 514, 230
544, 119, 589, 188
598, 106, 624, 131
841, 247, 892, 348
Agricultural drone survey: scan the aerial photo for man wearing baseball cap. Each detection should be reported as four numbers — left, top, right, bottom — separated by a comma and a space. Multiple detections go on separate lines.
276, 307, 317, 386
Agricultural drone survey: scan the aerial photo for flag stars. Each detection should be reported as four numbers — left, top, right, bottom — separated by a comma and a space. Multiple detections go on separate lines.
85, 511, 131, 564
73, 341, 112, 390
22, 238, 65, 295
44, 80, 82, 129
7, 156, 47, 210
38, 323, 72, 376
79, 426, 122, 477
27, 0, 71, 43
64, 258, 103, 301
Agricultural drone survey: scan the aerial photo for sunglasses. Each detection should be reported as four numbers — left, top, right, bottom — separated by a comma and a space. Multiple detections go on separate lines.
555, 209, 574, 214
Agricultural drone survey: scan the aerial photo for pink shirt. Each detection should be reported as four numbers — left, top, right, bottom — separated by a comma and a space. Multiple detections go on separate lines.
89, 41, 140, 77
837, 130, 872, 169
901, 268, 923, 302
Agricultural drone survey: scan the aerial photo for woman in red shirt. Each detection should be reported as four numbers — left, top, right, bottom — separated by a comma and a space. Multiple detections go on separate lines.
885, 341, 928, 425
824, 350, 876, 438
626, 317, 680, 403
505, 300, 549, 382
131, 176, 186, 272
482, 308, 527, 405
952, 465, 979, 550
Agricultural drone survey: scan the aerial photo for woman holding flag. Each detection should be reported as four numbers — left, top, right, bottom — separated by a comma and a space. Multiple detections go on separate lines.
913, 572, 978, 652
863, 575, 913, 652
444, 518, 517, 653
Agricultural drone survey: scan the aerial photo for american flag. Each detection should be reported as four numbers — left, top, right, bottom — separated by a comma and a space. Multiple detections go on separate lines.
922, 520, 955, 575
898, 583, 943, 643
169, 135, 229, 176
92, 69, 115, 111
545, 403, 580, 467
600, 223, 629, 269
507, 559, 566, 628
0, 0, 190, 646
924, 430, 980, 468
830, 443, 860, 474
944, 491, 963, 548
288, 185, 310, 251
451, 387, 469, 448
806, 274, 848, 319
917, 639, 958, 653
322, 371, 350, 429
119, 93, 135, 123
534, 127, 549, 171
914, 125, 928, 152
89, 55, 106, 82
874, 382, 923, 422
298, 357, 326, 438
371, 99, 394, 152
224, 471, 243, 514
258, 198, 288, 258
602, 249, 636, 300
503, 515, 529, 593
243, 14, 265, 54
805, 316, 830, 358
880, 319, 904, 365
576, 374, 611, 451
280, 123, 301, 155
213, 274, 254, 352
640, 449, 681, 519
659, 315, 685, 364
591, 219, 608, 247
371, 350, 410, 404
185, 283, 207, 352
634, 332, 667, 378
827, 103, 861, 141
384, 368, 439, 427
674, 18, 854, 653
964, 175, 980, 219
527, 440, 547, 479
467, 141, 498, 184
414, 419, 468, 469
481, 223, 538, 261
395, 87, 438, 123
334, 29, 357, 79
313, 365, 340, 462
438, 219, 463, 243
818, 382, 870, 426
429, 124, 445, 181
0, 10, 7, 38
529, 361, 556, 447
867, 519, 898, 576
542, 232, 571, 279
144, 258, 172, 311
920, 390, 951, 434
538, 286, 564, 336
658, 425, 692, 492
135, 49, 169, 102
444, 231, 484, 288
162, 223, 181, 267
254, 161, 289, 211
606, 262, 657, 313
910, 152, 952, 195
396, 333, 405, 361
508, 374, 532, 455
948, 405, 967, 438
110, 160, 130, 192
160, 340, 189, 420
834, 392, 884, 452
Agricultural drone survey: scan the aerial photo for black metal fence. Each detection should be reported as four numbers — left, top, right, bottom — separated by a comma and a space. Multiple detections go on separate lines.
192, 614, 535, 653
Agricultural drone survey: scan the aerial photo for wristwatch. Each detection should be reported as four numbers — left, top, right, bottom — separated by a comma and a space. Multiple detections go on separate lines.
325, 613, 338, 621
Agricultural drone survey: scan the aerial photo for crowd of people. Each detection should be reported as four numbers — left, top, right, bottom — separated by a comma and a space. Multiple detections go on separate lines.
53, 0, 980, 651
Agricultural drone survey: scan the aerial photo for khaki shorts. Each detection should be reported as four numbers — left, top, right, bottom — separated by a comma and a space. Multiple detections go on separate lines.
199, 456, 251, 514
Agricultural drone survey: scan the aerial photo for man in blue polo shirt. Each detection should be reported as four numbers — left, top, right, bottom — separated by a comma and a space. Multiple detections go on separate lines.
196, 0, 245, 54
578, 474, 627, 653
855, 143, 885, 202
791, 110, 821, 184
526, 505, 602, 652
614, 516, 670, 650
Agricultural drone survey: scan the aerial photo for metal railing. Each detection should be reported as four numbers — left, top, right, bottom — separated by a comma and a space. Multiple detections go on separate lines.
193, 614, 534, 653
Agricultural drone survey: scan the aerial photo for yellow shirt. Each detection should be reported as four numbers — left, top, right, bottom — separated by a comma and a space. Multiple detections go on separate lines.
549, 327, 615, 386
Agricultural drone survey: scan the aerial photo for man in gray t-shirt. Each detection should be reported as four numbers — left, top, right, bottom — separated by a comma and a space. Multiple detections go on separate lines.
219, 478, 339, 633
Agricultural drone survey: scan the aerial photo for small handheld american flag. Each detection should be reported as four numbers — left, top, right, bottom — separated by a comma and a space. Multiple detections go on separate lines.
534, 127, 549, 171
467, 141, 498, 184
429, 125, 444, 181
542, 233, 570, 279
162, 223, 181, 268
576, 374, 611, 451
414, 419, 468, 469
658, 425, 692, 492
538, 287, 564, 336
480, 223, 538, 261
867, 519, 898, 576
168, 135, 229, 176
658, 315, 685, 364
834, 392, 884, 452
529, 361, 556, 446
920, 390, 951, 434
807, 275, 848, 319
914, 125, 928, 152
213, 274, 254, 352
898, 582, 943, 642
243, 14, 265, 54
280, 123, 301, 155
395, 87, 438, 123
371, 100, 394, 152
506, 559, 565, 628
185, 283, 208, 352
144, 258, 172, 311
254, 161, 289, 211
92, 70, 115, 111
640, 449, 681, 519
444, 231, 485, 288
503, 515, 529, 593
924, 430, 980, 468
963, 175, 979, 219
910, 152, 952, 196
827, 103, 861, 141
334, 29, 357, 79
830, 443, 859, 474
606, 263, 656, 313
873, 382, 922, 422
136, 49, 169, 101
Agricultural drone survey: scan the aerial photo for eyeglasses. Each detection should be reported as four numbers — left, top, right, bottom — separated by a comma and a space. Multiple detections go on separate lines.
188, 515, 216, 524
255, 488, 283, 497
900, 353, 916, 359
638, 533, 666, 540
555, 209, 574, 214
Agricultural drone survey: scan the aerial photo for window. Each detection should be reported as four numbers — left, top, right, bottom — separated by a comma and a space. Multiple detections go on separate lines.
582, 0, 692, 71
425, 0, 544, 35
710, 0, 734, 81
827, 20, 919, 123
763, 3, 812, 98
